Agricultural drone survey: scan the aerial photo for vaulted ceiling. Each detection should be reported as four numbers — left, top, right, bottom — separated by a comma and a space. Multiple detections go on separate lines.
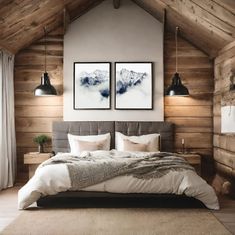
0, 0, 235, 58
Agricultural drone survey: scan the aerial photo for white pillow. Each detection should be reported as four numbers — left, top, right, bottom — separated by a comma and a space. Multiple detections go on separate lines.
68, 133, 111, 155
123, 139, 148, 152
115, 132, 160, 152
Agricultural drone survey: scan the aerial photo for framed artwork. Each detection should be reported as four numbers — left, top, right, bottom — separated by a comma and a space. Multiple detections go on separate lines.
73, 62, 111, 110
115, 62, 153, 110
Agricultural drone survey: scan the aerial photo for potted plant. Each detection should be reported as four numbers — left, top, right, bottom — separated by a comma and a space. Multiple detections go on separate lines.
33, 135, 50, 153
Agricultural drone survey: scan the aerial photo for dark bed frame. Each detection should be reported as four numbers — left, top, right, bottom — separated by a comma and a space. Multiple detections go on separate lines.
37, 121, 205, 208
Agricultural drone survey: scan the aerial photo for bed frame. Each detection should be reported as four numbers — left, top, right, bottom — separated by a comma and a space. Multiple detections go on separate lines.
37, 121, 205, 208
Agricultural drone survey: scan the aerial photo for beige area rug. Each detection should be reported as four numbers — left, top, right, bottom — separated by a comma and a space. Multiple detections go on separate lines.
1, 208, 231, 235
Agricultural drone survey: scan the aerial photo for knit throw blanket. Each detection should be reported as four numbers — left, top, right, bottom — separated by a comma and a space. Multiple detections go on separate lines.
41, 150, 194, 191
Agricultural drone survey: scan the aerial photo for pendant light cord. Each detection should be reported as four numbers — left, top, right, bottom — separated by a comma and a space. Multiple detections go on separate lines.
44, 27, 47, 73
175, 26, 179, 73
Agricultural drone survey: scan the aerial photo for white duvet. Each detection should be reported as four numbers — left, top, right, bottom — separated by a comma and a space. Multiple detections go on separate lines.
18, 152, 219, 210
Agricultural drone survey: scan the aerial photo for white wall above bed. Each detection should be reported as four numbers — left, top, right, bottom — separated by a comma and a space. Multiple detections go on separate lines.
63, 0, 163, 121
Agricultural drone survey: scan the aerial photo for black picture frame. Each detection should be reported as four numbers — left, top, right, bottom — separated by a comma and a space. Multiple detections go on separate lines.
73, 62, 111, 110
115, 62, 153, 110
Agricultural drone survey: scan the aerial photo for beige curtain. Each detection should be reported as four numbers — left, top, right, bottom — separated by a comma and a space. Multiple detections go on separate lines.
0, 49, 16, 190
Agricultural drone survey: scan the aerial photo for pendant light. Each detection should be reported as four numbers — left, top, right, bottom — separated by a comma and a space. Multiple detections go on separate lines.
165, 27, 189, 96
34, 27, 57, 96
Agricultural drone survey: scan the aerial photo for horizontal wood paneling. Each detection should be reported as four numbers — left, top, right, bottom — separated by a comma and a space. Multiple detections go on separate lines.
165, 106, 212, 117
175, 133, 212, 149
15, 93, 63, 106
165, 117, 212, 133
165, 95, 213, 106
16, 133, 52, 148
164, 32, 214, 177
213, 40, 235, 192
214, 134, 235, 153
15, 106, 63, 117
14, 26, 63, 182
15, 117, 62, 132
214, 148, 235, 171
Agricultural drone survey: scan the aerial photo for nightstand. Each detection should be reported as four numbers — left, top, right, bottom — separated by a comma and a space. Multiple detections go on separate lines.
24, 152, 52, 179
178, 153, 201, 175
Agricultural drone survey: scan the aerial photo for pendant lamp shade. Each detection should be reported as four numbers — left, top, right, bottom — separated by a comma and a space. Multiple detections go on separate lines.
34, 27, 57, 96
34, 72, 57, 96
165, 72, 189, 96
165, 27, 189, 96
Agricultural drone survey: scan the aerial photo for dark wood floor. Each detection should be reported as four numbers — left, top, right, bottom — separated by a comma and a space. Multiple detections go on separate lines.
0, 187, 235, 234
213, 195, 235, 234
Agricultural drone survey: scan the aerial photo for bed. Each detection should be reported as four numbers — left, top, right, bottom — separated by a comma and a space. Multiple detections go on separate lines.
18, 121, 219, 210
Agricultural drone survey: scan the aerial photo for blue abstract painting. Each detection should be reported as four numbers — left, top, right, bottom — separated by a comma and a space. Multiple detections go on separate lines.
74, 62, 111, 109
115, 62, 153, 109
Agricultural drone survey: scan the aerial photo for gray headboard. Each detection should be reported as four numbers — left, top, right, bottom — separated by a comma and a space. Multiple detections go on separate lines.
52, 121, 115, 153
52, 121, 174, 153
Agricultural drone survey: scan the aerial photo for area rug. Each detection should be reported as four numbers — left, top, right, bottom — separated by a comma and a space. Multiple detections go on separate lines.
1, 208, 231, 235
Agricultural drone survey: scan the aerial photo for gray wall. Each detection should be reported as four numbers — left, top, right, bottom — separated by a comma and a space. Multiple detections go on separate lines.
64, 0, 163, 121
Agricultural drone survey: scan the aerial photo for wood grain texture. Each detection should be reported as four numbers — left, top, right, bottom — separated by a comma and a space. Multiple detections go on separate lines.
164, 32, 214, 177
24, 153, 52, 164
0, 0, 235, 56
133, 0, 235, 58
0, 0, 103, 53
14, 26, 63, 182
213, 40, 235, 193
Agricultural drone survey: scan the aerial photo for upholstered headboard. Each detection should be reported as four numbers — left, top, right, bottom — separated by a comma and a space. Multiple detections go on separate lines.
52, 121, 174, 153
52, 121, 115, 153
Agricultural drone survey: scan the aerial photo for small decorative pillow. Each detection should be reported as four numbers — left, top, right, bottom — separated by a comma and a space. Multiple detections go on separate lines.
68, 133, 111, 156
123, 139, 148, 152
115, 132, 160, 152
76, 139, 107, 152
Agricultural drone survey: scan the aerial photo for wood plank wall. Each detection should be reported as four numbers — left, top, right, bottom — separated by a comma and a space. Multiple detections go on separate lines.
14, 29, 214, 182
14, 27, 63, 182
213, 41, 235, 190
164, 32, 214, 177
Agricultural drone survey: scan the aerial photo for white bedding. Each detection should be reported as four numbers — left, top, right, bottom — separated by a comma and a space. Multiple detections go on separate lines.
18, 152, 219, 210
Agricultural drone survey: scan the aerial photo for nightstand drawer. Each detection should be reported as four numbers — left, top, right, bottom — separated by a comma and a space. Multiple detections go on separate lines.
181, 154, 201, 165
24, 153, 51, 164
24, 152, 52, 179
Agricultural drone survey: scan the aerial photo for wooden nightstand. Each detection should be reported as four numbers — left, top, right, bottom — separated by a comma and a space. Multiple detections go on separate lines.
177, 153, 201, 175
24, 152, 52, 179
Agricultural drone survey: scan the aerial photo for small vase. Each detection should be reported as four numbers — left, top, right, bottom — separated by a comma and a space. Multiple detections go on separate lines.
38, 144, 44, 153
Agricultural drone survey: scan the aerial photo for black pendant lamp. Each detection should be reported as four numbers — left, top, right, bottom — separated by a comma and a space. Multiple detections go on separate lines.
34, 27, 57, 96
165, 27, 189, 96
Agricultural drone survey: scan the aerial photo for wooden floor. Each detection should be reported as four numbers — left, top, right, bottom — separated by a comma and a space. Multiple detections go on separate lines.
0, 186, 21, 232
0, 187, 235, 234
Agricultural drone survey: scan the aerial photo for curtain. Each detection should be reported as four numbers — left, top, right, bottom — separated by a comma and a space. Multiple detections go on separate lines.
0, 49, 16, 190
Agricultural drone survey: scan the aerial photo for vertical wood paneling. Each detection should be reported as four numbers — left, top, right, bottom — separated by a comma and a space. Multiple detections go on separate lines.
164, 32, 214, 177
14, 26, 63, 182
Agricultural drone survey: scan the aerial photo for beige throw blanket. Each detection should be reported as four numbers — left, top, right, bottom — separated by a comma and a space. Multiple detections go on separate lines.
42, 150, 194, 191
